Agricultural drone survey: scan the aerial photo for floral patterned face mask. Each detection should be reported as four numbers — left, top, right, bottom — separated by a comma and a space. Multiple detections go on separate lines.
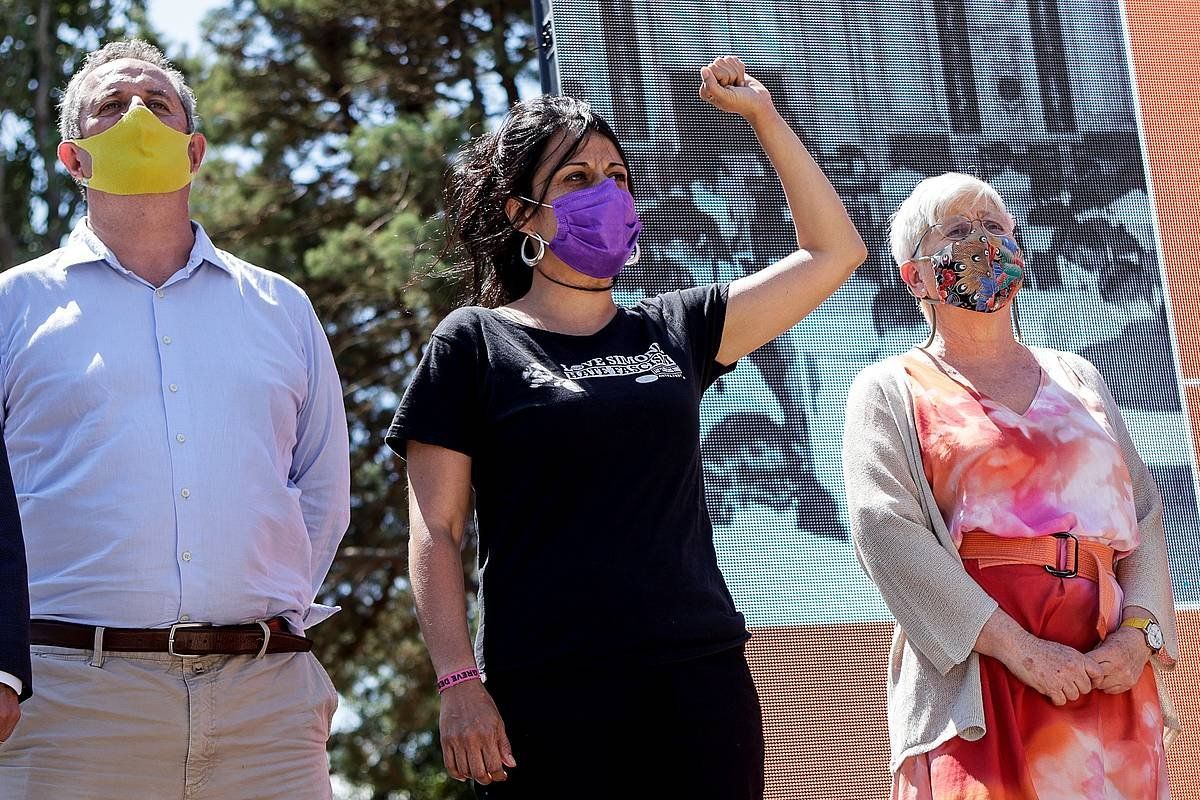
921, 228, 1025, 313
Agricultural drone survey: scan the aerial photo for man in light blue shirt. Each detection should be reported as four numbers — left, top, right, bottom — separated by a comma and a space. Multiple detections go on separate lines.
0, 40, 350, 799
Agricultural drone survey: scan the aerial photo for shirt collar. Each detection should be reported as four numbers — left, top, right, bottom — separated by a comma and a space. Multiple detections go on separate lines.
61, 217, 233, 277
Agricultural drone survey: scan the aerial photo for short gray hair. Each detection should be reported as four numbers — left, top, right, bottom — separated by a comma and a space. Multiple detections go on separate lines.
888, 172, 1008, 264
58, 39, 198, 141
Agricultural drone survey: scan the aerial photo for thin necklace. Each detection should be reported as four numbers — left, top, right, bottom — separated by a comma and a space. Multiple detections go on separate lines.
535, 265, 614, 293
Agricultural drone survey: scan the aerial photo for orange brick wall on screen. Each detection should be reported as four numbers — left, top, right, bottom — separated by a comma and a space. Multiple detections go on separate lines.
748, 610, 1200, 798
746, 624, 893, 799
1124, 1, 1200, 426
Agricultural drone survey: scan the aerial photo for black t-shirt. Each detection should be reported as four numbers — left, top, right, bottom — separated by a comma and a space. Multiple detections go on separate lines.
387, 283, 749, 676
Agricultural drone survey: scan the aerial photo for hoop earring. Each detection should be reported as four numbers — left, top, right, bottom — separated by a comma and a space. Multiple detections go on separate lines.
921, 300, 937, 349
1011, 295, 1023, 343
625, 242, 641, 267
521, 235, 546, 267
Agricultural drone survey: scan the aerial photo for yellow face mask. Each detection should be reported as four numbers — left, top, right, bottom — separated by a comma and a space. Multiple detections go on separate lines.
70, 104, 195, 196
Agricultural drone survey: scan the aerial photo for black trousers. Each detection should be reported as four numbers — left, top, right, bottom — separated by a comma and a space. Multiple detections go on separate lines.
475, 645, 764, 800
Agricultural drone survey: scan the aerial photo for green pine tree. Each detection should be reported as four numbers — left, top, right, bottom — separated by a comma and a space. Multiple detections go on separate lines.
1, 1, 536, 796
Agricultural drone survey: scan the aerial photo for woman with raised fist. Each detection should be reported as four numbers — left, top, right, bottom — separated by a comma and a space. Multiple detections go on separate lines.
389, 56, 865, 799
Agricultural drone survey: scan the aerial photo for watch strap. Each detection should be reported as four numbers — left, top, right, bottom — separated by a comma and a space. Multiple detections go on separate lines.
1121, 617, 1162, 652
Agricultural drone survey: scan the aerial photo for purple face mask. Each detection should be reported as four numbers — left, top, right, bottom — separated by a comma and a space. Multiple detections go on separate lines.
525, 178, 642, 279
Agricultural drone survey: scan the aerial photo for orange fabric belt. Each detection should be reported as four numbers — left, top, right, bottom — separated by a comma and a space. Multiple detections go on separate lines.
959, 531, 1118, 641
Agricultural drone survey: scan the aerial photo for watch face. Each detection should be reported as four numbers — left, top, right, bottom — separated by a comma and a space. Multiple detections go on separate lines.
1147, 622, 1165, 651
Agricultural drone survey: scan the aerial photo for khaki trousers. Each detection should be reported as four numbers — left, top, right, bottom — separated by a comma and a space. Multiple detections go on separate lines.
0, 644, 338, 799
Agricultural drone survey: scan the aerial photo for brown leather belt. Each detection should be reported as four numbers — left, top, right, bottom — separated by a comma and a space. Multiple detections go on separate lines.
30, 618, 313, 658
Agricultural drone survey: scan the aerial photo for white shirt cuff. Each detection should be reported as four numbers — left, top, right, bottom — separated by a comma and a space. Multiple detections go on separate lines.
0, 671, 22, 698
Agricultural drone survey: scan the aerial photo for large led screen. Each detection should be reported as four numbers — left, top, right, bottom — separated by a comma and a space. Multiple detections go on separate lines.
540, 0, 1200, 795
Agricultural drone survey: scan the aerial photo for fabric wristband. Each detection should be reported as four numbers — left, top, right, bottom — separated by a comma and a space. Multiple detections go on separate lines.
437, 666, 481, 694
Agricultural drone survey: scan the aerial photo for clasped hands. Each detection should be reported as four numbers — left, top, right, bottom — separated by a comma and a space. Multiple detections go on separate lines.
1007, 625, 1152, 707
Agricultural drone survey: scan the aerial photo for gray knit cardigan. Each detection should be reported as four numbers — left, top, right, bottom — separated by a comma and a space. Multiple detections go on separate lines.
842, 346, 1180, 772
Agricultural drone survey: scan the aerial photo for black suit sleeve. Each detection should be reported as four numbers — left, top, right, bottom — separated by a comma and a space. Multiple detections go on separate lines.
0, 432, 30, 701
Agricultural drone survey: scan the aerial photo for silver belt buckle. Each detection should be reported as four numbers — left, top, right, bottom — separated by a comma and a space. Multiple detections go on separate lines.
1044, 532, 1079, 579
167, 622, 207, 658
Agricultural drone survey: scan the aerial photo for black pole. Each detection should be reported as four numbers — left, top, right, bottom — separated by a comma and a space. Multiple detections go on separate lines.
531, 0, 557, 94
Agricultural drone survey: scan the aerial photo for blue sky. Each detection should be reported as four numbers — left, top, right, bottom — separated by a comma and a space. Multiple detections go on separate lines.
146, 0, 225, 55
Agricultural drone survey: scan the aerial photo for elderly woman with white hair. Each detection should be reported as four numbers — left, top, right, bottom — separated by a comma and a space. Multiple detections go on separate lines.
843, 172, 1179, 798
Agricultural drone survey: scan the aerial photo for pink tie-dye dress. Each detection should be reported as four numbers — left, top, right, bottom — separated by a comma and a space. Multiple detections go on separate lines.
893, 350, 1168, 800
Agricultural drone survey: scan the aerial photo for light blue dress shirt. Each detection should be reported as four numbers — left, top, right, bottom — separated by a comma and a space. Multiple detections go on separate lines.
0, 219, 350, 633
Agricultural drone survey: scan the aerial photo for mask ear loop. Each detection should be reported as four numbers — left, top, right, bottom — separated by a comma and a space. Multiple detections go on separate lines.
1011, 294, 1023, 343
514, 193, 552, 268
907, 256, 938, 349
921, 299, 937, 349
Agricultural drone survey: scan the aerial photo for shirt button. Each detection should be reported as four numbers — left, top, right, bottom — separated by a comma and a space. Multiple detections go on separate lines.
155, 289, 165, 298
169, 384, 179, 393
176, 434, 186, 443
179, 614, 190, 622
180, 488, 191, 499
181, 551, 192, 562
162, 335, 172, 345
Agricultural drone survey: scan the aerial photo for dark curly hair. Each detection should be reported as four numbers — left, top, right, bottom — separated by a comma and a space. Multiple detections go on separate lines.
443, 95, 632, 307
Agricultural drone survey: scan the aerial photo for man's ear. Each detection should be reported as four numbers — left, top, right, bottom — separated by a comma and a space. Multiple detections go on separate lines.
188, 133, 207, 173
58, 141, 92, 181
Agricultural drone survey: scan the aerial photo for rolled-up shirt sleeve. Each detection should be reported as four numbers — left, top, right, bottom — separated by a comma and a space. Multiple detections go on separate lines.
0, 673, 22, 698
